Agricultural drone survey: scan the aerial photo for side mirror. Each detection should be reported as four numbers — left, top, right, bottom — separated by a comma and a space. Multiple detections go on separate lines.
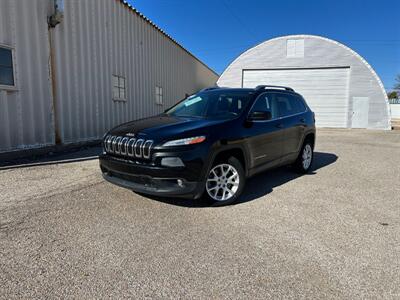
248, 111, 272, 121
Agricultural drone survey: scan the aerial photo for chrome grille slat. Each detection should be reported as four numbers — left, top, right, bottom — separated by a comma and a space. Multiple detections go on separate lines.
103, 135, 153, 160
135, 139, 144, 158
114, 136, 122, 154
127, 138, 136, 157
120, 137, 129, 155
111, 136, 117, 153
142, 140, 153, 159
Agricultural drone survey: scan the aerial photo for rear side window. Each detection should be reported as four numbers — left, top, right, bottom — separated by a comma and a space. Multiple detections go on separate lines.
274, 93, 306, 117
291, 94, 307, 113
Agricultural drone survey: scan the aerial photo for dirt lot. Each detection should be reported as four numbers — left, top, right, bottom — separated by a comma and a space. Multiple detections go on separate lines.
0, 129, 399, 299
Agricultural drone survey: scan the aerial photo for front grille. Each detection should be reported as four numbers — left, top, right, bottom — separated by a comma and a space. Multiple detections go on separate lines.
104, 135, 153, 159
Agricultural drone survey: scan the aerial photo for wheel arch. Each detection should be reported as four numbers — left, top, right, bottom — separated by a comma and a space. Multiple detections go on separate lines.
304, 132, 316, 149
206, 145, 250, 178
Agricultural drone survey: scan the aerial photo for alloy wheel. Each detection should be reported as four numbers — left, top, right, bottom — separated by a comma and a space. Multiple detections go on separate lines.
302, 144, 313, 170
206, 164, 240, 201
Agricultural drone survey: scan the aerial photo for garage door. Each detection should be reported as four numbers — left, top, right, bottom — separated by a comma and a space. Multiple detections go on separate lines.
243, 68, 350, 128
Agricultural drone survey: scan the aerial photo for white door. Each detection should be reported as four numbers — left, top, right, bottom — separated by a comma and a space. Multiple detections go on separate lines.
351, 97, 369, 128
242, 68, 350, 128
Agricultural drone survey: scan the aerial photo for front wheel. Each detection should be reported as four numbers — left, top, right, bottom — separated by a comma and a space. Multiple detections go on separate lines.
294, 141, 314, 173
205, 157, 245, 206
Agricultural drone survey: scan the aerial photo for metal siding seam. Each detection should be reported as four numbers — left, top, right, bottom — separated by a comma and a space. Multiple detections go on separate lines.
98, 0, 106, 134
80, 1, 88, 139
34, 5, 45, 145
90, 0, 100, 138
84, 0, 93, 138
70, 2, 80, 142
20, 3, 35, 146
139, 17, 144, 119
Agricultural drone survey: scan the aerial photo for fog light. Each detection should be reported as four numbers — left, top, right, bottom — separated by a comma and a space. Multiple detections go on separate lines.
177, 179, 184, 187
161, 157, 185, 167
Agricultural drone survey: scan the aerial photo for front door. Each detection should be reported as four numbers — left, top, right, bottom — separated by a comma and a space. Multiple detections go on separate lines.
246, 92, 284, 171
352, 97, 369, 128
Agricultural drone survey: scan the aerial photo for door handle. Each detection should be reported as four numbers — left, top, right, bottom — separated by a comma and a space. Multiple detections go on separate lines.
276, 123, 284, 128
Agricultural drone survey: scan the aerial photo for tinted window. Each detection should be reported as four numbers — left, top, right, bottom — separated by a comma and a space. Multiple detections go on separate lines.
274, 93, 306, 117
0, 47, 14, 86
250, 93, 279, 119
166, 90, 252, 119
291, 94, 307, 113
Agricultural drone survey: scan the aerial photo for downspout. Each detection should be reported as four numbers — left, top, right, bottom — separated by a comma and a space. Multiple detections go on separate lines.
47, 0, 64, 144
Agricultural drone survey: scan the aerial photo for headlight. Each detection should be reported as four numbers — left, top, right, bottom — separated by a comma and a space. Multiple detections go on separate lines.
162, 136, 206, 147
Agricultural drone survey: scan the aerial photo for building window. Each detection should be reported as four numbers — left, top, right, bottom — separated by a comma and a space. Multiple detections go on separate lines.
155, 86, 163, 105
286, 39, 304, 58
0, 46, 15, 88
112, 75, 126, 100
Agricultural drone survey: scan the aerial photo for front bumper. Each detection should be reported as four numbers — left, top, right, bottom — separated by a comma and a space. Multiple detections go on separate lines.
99, 155, 204, 199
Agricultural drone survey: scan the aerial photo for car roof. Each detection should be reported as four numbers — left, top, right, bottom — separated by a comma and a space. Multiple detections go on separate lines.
201, 87, 298, 95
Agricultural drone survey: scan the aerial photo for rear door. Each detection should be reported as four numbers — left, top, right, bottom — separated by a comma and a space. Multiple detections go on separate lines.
274, 92, 307, 161
246, 92, 284, 170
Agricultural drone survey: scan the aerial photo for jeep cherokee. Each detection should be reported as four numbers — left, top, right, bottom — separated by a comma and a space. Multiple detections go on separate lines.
99, 85, 316, 205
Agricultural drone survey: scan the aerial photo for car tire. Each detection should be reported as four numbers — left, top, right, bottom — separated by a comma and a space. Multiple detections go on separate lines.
205, 156, 245, 206
294, 140, 314, 173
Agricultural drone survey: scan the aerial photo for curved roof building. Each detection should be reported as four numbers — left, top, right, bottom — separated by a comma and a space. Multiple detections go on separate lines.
218, 35, 390, 129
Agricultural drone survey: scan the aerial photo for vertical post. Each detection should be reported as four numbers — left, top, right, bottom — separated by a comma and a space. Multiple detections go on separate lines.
48, 26, 62, 145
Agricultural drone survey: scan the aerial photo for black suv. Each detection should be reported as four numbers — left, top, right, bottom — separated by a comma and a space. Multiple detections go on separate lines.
100, 85, 316, 205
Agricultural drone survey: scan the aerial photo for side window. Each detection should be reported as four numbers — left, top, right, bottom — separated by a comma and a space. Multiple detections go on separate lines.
0, 46, 15, 87
112, 75, 126, 101
276, 93, 306, 117
251, 93, 279, 119
292, 95, 307, 112
275, 93, 307, 117
276, 94, 292, 117
155, 86, 163, 105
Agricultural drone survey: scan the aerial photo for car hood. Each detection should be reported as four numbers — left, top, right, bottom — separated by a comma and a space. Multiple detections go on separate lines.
109, 114, 227, 141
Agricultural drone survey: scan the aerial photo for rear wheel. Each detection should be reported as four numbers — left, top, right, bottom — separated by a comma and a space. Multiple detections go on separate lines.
205, 156, 245, 206
294, 141, 314, 173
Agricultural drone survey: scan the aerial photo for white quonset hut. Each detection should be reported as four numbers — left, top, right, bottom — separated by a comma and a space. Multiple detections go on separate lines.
218, 35, 391, 129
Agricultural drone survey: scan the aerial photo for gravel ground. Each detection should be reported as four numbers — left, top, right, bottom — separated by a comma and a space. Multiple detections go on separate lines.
0, 129, 399, 299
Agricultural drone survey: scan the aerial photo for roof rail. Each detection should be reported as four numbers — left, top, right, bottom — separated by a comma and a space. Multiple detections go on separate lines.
200, 86, 220, 92
255, 85, 294, 92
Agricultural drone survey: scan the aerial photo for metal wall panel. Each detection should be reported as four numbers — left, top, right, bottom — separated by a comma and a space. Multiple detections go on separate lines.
0, 0, 54, 152
52, 0, 218, 144
0, 0, 218, 152
218, 35, 391, 130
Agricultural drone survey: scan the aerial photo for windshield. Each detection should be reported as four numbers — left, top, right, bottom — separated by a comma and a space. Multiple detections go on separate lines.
165, 90, 253, 119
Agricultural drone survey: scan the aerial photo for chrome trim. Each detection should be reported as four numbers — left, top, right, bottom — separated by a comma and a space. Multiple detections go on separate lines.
107, 135, 113, 152
142, 140, 153, 159
111, 136, 118, 153
120, 137, 129, 155
114, 136, 122, 154
127, 138, 136, 157
103, 135, 110, 152
105, 135, 153, 160
134, 139, 144, 158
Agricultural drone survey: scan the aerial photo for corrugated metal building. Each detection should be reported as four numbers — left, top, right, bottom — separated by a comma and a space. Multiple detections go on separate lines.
0, 0, 218, 153
218, 35, 391, 130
